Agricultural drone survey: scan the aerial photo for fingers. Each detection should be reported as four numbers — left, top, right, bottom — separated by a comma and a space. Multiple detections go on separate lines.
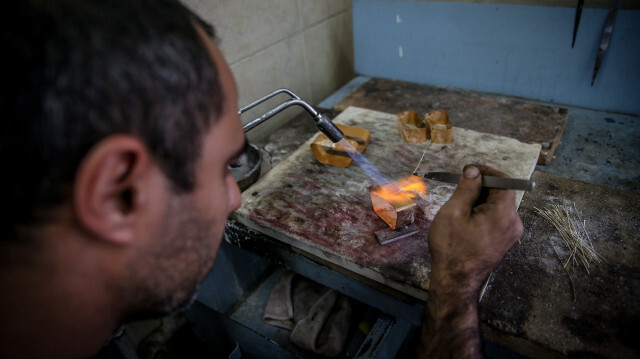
471, 164, 508, 178
469, 164, 523, 243
443, 163, 522, 234
469, 164, 517, 210
428, 163, 525, 295
445, 165, 483, 214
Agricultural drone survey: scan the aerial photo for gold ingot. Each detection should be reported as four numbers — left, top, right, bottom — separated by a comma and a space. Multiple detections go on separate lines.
310, 124, 370, 167
396, 110, 429, 143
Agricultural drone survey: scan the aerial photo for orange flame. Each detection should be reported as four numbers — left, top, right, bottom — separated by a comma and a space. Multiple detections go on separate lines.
370, 175, 428, 229
397, 175, 428, 198
373, 175, 427, 200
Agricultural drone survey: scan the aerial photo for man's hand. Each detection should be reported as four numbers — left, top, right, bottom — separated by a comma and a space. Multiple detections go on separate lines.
429, 164, 523, 290
417, 165, 523, 359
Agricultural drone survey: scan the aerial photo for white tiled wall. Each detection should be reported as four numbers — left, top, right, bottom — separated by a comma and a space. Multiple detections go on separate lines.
183, 0, 354, 141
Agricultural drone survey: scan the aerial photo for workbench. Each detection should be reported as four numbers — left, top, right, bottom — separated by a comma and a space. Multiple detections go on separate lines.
190, 78, 639, 358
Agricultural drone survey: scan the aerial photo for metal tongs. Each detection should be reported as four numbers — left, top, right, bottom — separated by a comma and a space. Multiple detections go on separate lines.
413, 172, 535, 192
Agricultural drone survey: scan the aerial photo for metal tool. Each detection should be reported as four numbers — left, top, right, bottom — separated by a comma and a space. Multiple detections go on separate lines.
240, 88, 344, 143
413, 172, 535, 191
571, 0, 584, 48
374, 223, 419, 245
592, 0, 620, 86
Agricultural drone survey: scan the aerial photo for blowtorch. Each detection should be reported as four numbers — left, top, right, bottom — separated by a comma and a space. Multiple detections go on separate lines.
239, 88, 344, 143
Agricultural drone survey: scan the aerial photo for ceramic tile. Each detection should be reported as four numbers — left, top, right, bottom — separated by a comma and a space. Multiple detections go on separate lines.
297, 0, 351, 27
183, 0, 302, 64
181, 0, 356, 141
231, 34, 311, 142
327, 0, 352, 16
303, 11, 355, 104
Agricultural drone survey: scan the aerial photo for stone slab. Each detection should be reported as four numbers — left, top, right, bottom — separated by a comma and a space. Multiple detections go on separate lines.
234, 106, 540, 298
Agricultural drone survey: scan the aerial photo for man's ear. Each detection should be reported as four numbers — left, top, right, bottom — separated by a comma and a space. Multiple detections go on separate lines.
74, 135, 164, 245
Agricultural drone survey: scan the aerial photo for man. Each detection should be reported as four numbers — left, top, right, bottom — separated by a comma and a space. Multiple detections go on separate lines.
1, 1, 522, 358
2, 1, 244, 357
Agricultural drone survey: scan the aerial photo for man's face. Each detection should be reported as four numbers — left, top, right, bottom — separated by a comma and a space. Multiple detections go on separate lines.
124, 26, 245, 316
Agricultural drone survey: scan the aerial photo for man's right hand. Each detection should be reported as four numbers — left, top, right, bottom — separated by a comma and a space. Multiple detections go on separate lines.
428, 164, 523, 291
417, 164, 523, 358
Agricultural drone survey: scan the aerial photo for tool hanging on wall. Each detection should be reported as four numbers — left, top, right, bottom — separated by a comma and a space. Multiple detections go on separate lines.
571, 0, 584, 48
591, 0, 621, 86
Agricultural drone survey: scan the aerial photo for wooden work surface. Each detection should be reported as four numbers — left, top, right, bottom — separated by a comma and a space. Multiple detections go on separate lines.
233, 106, 540, 300
333, 77, 569, 165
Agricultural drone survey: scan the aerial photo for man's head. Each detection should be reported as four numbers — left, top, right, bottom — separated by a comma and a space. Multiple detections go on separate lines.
3, 0, 225, 237
1, 0, 244, 321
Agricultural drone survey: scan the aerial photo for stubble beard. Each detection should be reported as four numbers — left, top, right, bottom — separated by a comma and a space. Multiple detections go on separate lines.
122, 194, 222, 321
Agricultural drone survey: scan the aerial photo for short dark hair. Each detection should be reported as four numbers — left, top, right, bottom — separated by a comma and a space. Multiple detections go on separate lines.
1, 0, 223, 238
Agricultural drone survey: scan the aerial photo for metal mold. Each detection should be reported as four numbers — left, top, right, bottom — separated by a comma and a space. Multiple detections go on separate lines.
396, 110, 429, 143
425, 110, 452, 144
310, 124, 370, 168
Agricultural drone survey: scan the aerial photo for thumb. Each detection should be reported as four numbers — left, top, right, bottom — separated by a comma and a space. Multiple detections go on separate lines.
447, 165, 482, 211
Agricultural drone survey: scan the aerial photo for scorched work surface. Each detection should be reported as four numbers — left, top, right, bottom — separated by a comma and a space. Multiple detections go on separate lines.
232, 107, 540, 298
